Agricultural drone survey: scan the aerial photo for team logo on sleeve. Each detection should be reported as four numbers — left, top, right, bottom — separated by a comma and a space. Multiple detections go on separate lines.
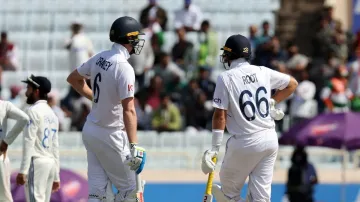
213, 98, 221, 104
128, 84, 134, 92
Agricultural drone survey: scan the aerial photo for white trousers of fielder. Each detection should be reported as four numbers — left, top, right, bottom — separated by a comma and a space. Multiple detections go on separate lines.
82, 121, 136, 202
0, 155, 13, 202
25, 157, 57, 202
219, 128, 278, 202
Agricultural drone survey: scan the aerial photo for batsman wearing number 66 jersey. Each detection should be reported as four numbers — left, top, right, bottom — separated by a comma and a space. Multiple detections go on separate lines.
19, 75, 60, 202
67, 16, 146, 202
201, 35, 298, 202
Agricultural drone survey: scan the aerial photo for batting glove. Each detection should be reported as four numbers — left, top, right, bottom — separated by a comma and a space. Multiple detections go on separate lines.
201, 149, 218, 175
269, 99, 285, 121
126, 144, 146, 174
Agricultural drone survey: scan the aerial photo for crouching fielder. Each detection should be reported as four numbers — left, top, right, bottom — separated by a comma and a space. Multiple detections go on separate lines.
67, 16, 146, 202
0, 100, 29, 202
201, 34, 298, 202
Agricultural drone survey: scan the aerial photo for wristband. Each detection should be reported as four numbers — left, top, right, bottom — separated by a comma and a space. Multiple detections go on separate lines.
212, 129, 224, 151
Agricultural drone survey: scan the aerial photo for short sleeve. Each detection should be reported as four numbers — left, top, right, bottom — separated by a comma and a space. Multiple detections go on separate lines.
268, 68, 291, 90
118, 64, 136, 100
212, 75, 229, 110
77, 58, 93, 79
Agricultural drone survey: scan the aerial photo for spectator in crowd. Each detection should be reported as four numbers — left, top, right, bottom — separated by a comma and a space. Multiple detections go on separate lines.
248, 25, 260, 61
152, 92, 182, 132
258, 20, 271, 45
174, 0, 203, 32
289, 72, 317, 125
329, 29, 348, 63
255, 36, 287, 71
285, 41, 310, 81
197, 66, 215, 100
355, 31, 360, 58
134, 95, 153, 131
140, 1, 166, 64
137, 75, 164, 110
321, 65, 353, 113
166, 75, 187, 103
61, 22, 94, 112
172, 27, 194, 71
47, 90, 66, 131
128, 29, 155, 89
69, 91, 92, 131
286, 145, 318, 202
153, 52, 185, 86
185, 90, 212, 130
323, 6, 340, 30
8, 85, 22, 108
198, 20, 218, 68
139, 0, 168, 31
0, 31, 19, 71
313, 15, 333, 60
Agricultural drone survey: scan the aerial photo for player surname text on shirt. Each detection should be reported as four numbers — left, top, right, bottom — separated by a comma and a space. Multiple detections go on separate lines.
242, 73, 258, 85
96, 57, 113, 71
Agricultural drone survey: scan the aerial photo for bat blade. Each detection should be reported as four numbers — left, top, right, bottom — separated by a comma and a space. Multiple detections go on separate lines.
136, 174, 144, 202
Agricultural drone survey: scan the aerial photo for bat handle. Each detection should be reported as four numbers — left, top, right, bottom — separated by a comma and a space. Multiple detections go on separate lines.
205, 157, 217, 195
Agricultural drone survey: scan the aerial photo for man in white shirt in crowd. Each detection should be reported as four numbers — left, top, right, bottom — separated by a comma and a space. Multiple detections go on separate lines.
174, 0, 203, 32
0, 100, 29, 202
67, 16, 147, 202
201, 34, 298, 202
62, 21, 95, 111
17, 75, 60, 202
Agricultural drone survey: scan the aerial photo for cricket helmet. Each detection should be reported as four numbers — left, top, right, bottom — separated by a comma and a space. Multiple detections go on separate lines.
220, 34, 251, 69
109, 16, 145, 55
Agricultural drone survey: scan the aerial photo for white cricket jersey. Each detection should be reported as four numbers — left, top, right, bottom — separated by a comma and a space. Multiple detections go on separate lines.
20, 100, 60, 181
77, 43, 135, 129
0, 100, 29, 144
212, 59, 290, 135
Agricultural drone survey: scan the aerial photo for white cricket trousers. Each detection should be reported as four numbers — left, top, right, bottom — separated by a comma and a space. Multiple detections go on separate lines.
82, 121, 135, 201
220, 128, 278, 202
25, 157, 57, 202
0, 155, 13, 202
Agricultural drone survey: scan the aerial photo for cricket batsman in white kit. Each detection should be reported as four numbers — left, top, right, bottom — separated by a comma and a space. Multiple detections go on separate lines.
17, 75, 60, 202
67, 16, 146, 202
201, 34, 298, 202
0, 100, 29, 202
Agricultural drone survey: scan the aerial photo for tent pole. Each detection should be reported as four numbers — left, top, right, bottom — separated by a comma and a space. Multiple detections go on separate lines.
341, 147, 346, 202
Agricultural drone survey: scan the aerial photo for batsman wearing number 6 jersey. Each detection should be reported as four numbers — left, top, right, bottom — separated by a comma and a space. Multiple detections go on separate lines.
19, 75, 60, 202
67, 16, 146, 202
201, 35, 298, 202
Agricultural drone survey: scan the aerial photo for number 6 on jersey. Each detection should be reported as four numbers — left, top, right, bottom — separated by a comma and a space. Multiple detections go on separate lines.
239, 86, 269, 121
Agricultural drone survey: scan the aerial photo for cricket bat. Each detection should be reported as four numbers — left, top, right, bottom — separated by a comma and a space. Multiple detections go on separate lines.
136, 174, 145, 202
203, 157, 217, 202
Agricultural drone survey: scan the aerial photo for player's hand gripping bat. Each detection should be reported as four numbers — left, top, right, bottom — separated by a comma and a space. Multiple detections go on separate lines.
203, 157, 217, 202
136, 174, 145, 202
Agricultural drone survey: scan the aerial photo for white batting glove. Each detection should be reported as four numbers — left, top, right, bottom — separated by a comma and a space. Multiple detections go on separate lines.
126, 144, 146, 174
201, 149, 218, 175
269, 99, 285, 121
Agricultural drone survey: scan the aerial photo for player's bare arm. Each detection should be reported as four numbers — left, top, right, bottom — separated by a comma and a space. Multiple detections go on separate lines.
122, 97, 138, 144
271, 76, 298, 103
67, 69, 93, 101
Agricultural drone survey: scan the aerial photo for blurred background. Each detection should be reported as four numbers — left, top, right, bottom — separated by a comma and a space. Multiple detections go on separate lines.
1, 0, 360, 201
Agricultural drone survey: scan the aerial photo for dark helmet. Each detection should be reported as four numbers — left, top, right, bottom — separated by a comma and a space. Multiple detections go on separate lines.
109, 16, 145, 55
220, 34, 251, 69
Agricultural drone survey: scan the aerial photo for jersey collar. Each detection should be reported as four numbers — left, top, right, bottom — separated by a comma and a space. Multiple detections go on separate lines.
112, 43, 130, 60
33, 100, 47, 105
230, 58, 249, 69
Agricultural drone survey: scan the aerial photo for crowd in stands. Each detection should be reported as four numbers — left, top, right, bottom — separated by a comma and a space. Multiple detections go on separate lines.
0, 1, 360, 133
